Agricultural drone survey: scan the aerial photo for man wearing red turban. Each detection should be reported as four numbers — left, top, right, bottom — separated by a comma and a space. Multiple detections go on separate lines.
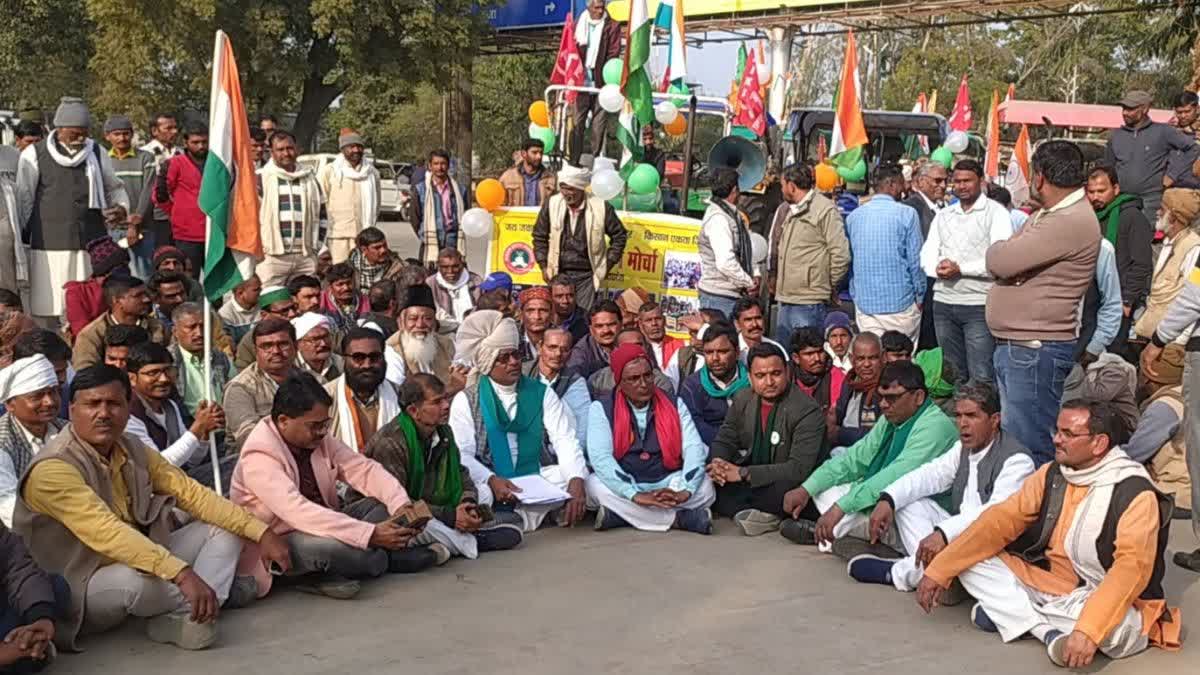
584, 343, 715, 533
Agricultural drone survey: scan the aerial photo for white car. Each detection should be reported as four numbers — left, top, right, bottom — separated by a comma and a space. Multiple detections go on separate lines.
297, 153, 403, 221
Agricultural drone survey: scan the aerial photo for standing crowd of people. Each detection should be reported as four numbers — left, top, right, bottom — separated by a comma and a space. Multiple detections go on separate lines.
0, 80, 1196, 673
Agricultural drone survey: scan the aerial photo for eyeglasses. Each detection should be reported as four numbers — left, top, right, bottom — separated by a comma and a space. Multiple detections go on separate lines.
1054, 428, 1096, 441
256, 340, 294, 353
137, 366, 177, 380
495, 350, 521, 364
877, 389, 912, 405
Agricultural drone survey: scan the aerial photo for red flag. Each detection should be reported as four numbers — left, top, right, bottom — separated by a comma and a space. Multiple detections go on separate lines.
948, 74, 973, 131
734, 48, 766, 136
550, 16, 584, 104
984, 90, 1001, 179
1005, 83, 1016, 102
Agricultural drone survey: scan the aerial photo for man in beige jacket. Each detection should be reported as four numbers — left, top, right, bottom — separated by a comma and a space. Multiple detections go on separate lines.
768, 163, 850, 345
318, 131, 380, 264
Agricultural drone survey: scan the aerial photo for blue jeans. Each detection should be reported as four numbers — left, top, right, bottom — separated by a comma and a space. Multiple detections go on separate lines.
128, 228, 155, 281
698, 291, 739, 321
932, 301, 994, 385
774, 303, 827, 346
993, 339, 1076, 466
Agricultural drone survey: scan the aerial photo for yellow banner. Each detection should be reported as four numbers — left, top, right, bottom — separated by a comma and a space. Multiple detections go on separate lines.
487, 207, 702, 337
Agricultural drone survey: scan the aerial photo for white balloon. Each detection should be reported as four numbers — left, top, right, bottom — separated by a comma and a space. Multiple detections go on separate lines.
591, 169, 624, 201
750, 232, 768, 264
654, 100, 678, 126
592, 156, 617, 174
460, 207, 494, 239
598, 84, 625, 114
945, 130, 969, 154
529, 122, 547, 138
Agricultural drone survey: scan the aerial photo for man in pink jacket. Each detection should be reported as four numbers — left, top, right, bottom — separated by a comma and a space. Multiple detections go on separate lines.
231, 371, 447, 600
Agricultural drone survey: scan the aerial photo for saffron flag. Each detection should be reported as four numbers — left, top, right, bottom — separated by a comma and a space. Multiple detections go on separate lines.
1006, 82, 1016, 102
550, 15, 585, 104
830, 31, 868, 170
984, 90, 1001, 180
948, 74, 973, 131
655, 0, 687, 92
734, 48, 766, 136
200, 31, 261, 302
1005, 124, 1032, 206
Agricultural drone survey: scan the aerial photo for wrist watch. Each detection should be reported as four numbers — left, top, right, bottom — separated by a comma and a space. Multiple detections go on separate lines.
738, 467, 750, 482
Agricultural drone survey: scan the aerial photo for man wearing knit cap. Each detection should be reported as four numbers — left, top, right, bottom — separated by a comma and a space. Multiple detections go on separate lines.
384, 284, 458, 388
15, 96, 131, 325
292, 311, 342, 383
1134, 188, 1200, 344
318, 129, 380, 264
449, 310, 591, 531
1127, 345, 1191, 517
532, 163, 627, 312
584, 342, 714, 533
63, 236, 131, 340
0, 355, 66, 527
103, 115, 156, 278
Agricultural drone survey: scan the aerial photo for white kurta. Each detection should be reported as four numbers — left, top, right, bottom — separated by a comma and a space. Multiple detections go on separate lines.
449, 382, 587, 532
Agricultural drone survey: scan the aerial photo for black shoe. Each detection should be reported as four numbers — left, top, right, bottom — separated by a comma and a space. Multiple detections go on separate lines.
831, 536, 903, 561
476, 522, 523, 552
388, 545, 439, 573
1173, 547, 1200, 572
673, 507, 713, 535
594, 506, 630, 531
780, 518, 818, 545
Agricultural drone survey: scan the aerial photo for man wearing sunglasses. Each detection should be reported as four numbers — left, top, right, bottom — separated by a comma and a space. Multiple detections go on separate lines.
915, 400, 1179, 669
325, 328, 399, 453
780, 361, 958, 553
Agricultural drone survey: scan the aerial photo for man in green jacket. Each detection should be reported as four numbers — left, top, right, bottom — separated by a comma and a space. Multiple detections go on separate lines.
780, 361, 958, 554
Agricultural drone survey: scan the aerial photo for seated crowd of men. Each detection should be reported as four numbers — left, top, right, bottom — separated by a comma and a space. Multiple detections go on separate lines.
0, 217, 1188, 672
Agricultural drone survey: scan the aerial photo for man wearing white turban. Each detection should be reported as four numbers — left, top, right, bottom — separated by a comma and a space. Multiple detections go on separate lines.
0, 355, 66, 526
448, 310, 592, 532
532, 164, 628, 313
292, 311, 342, 383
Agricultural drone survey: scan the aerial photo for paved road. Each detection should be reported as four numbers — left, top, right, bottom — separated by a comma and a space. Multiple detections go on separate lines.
379, 218, 491, 274
53, 520, 1198, 674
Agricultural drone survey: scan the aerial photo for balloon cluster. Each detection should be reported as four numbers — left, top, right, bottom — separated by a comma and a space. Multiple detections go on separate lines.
930, 130, 969, 169
528, 100, 556, 152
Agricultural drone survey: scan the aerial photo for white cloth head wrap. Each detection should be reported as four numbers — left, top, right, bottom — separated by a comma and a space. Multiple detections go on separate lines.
455, 310, 519, 375
291, 312, 332, 340
0, 355, 59, 402
557, 164, 592, 191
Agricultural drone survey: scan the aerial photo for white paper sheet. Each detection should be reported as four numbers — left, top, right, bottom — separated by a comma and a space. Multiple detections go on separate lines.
510, 474, 571, 505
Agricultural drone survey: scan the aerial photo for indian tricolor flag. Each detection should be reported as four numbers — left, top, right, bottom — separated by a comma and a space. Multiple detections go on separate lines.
830, 30, 868, 170
617, 0, 653, 176
200, 30, 261, 302
655, 0, 687, 92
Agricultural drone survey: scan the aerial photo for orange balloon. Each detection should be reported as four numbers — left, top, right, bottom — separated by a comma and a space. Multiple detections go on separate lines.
529, 100, 549, 128
815, 163, 840, 192
476, 178, 506, 211
665, 114, 687, 136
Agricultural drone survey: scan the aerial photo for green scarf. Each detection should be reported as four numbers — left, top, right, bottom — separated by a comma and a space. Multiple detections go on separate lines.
1095, 193, 1138, 246
699, 363, 749, 399
749, 398, 780, 466
395, 411, 463, 507
863, 398, 932, 482
478, 375, 546, 478
913, 348, 955, 399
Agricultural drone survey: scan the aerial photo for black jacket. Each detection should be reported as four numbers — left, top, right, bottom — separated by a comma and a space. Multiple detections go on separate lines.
1, 522, 58, 627
1101, 197, 1154, 308
708, 385, 828, 488
903, 192, 937, 240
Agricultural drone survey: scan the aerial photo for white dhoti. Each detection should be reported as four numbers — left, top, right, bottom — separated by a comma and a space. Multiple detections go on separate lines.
414, 518, 479, 559
958, 556, 1149, 658
29, 249, 90, 319
889, 498, 953, 591
475, 464, 595, 532
812, 483, 903, 552
585, 473, 716, 532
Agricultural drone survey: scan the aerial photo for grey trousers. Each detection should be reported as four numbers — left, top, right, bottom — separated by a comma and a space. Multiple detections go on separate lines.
1186, 351, 1200, 539
284, 498, 391, 581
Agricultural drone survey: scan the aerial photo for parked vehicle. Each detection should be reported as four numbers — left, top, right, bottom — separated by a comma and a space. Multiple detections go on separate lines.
297, 153, 404, 221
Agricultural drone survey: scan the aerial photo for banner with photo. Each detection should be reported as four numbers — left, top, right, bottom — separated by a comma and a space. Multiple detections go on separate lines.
486, 207, 702, 339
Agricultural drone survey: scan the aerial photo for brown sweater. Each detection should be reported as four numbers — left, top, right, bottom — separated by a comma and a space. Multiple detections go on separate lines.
985, 190, 1099, 341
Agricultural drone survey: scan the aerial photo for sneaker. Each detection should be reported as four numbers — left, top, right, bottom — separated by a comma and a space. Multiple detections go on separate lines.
1045, 630, 1068, 667
223, 575, 259, 610
674, 507, 713, 535
145, 612, 218, 650
1173, 547, 1200, 572
387, 545, 439, 573
846, 554, 896, 585
733, 509, 781, 536
476, 522, 523, 552
428, 542, 452, 565
294, 575, 362, 600
970, 602, 999, 633
831, 536, 903, 561
593, 505, 630, 531
490, 509, 525, 528
779, 518, 818, 545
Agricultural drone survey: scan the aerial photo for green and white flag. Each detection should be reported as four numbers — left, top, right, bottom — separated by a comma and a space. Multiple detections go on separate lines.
617, 0, 653, 176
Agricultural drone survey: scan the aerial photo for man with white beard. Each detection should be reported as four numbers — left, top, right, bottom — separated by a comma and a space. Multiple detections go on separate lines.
385, 285, 460, 390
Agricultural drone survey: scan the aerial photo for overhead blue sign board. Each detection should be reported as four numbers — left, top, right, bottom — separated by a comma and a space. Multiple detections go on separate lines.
488, 0, 576, 31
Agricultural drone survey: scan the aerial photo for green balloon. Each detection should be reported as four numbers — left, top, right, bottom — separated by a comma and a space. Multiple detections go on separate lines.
931, 146, 954, 169
602, 58, 624, 86
836, 159, 867, 183
627, 163, 660, 195
532, 126, 556, 152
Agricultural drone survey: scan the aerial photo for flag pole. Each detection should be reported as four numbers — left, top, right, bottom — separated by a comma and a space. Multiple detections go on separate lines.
203, 30, 223, 495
